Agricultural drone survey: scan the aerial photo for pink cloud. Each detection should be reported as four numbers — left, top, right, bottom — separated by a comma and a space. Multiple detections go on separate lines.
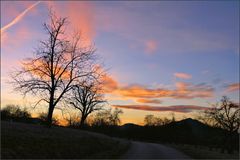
226, 83, 240, 92
47, 1, 96, 47
145, 40, 157, 54
174, 72, 192, 79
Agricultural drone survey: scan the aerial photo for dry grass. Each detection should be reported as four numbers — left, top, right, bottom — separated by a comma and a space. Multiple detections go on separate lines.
1, 121, 129, 159
167, 143, 239, 159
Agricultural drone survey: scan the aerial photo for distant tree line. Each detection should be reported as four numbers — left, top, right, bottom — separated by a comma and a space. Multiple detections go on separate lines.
1, 104, 123, 127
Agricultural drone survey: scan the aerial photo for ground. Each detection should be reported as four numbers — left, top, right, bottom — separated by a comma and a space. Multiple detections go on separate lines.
1, 121, 129, 159
2, 121, 238, 159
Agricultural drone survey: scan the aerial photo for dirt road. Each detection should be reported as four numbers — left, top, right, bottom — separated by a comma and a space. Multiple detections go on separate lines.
121, 141, 191, 159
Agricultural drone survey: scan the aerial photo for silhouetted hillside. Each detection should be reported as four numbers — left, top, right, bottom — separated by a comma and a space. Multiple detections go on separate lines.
166, 118, 211, 138
120, 123, 141, 130
85, 118, 238, 151
1, 121, 129, 159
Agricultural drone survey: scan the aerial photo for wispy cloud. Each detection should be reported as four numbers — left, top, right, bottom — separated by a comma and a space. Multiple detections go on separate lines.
102, 74, 214, 101
226, 83, 240, 92
47, 1, 95, 47
174, 72, 192, 79
113, 104, 209, 113
136, 98, 162, 104
1, 1, 41, 34
145, 40, 157, 54
115, 82, 214, 99
102, 74, 119, 93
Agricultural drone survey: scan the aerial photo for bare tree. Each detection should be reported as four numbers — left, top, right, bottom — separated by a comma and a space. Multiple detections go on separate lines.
92, 108, 123, 126
12, 11, 98, 126
144, 114, 155, 126
68, 76, 106, 127
108, 108, 123, 126
144, 114, 171, 126
204, 96, 240, 153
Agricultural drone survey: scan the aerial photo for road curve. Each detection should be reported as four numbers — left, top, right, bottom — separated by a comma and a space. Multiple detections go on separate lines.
121, 141, 191, 159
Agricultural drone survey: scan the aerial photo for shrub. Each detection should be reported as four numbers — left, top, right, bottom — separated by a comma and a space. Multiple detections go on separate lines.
1, 104, 31, 120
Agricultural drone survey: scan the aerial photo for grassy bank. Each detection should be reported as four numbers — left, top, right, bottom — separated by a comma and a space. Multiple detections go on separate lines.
1, 121, 129, 159
167, 143, 239, 159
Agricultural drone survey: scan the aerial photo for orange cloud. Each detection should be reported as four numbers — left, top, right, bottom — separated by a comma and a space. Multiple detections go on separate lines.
226, 83, 240, 92
1, 1, 41, 34
173, 82, 213, 99
113, 104, 209, 113
136, 98, 162, 104
89, 72, 214, 101
115, 82, 213, 99
145, 40, 157, 54
174, 72, 192, 79
102, 74, 119, 93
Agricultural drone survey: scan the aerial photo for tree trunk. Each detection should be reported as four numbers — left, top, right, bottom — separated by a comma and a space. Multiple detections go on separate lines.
227, 133, 234, 154
47, 88, 55, 127
80, 115, 87, 128
47, 103, 54, 127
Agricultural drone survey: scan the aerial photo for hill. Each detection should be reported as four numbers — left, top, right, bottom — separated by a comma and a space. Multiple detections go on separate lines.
96, 118, 238, 150
1, 121, 129, 159
167, 118, 211, 138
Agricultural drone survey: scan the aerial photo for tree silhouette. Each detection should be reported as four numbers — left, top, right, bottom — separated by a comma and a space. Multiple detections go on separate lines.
144, 114, 171, 126
1, 104, 31, 120
68, 76, 106, 127
109, 108, 123, 126
12, 10, 98, 126
92, 108, 123, 126
144, 114, 155, 126
204, 96, 240, 153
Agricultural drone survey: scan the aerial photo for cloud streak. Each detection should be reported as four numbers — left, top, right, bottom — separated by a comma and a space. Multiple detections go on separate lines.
1, 1, 41, 34
174, 72, 192, 79
113, 104, 209, 113
102, 74, 214, 104
116, 82, 214, 99
226, 83, 240, 92
136, 98, 162, 104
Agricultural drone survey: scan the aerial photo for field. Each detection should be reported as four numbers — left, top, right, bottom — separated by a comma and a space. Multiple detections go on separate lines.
168, 143, 239, 159
1, 121, 129, 159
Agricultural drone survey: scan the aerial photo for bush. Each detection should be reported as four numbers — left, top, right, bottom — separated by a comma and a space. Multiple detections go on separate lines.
1, 104, 31, 121
38, 112, 59, 125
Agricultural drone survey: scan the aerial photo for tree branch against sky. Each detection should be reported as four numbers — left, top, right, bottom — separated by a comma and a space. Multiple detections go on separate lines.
11, 10, 100, 126
68, 72, 107, 127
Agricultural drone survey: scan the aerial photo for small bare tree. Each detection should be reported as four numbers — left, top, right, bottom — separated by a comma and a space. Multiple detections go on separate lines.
92, 108, 123, 126
61, 110, 80, 127
204, 96, 240, 153
68, 76, 106, 127
144, 114, 155, 126
144, 114, 171, 126
12, 10, 98, 126
108, 108, 123, 126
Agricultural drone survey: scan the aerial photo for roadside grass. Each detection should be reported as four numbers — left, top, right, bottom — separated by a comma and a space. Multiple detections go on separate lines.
167, 143, 239, 159
1, 121, 129, 159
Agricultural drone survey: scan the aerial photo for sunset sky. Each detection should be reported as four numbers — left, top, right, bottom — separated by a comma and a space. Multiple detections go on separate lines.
1, 1, 239, 125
